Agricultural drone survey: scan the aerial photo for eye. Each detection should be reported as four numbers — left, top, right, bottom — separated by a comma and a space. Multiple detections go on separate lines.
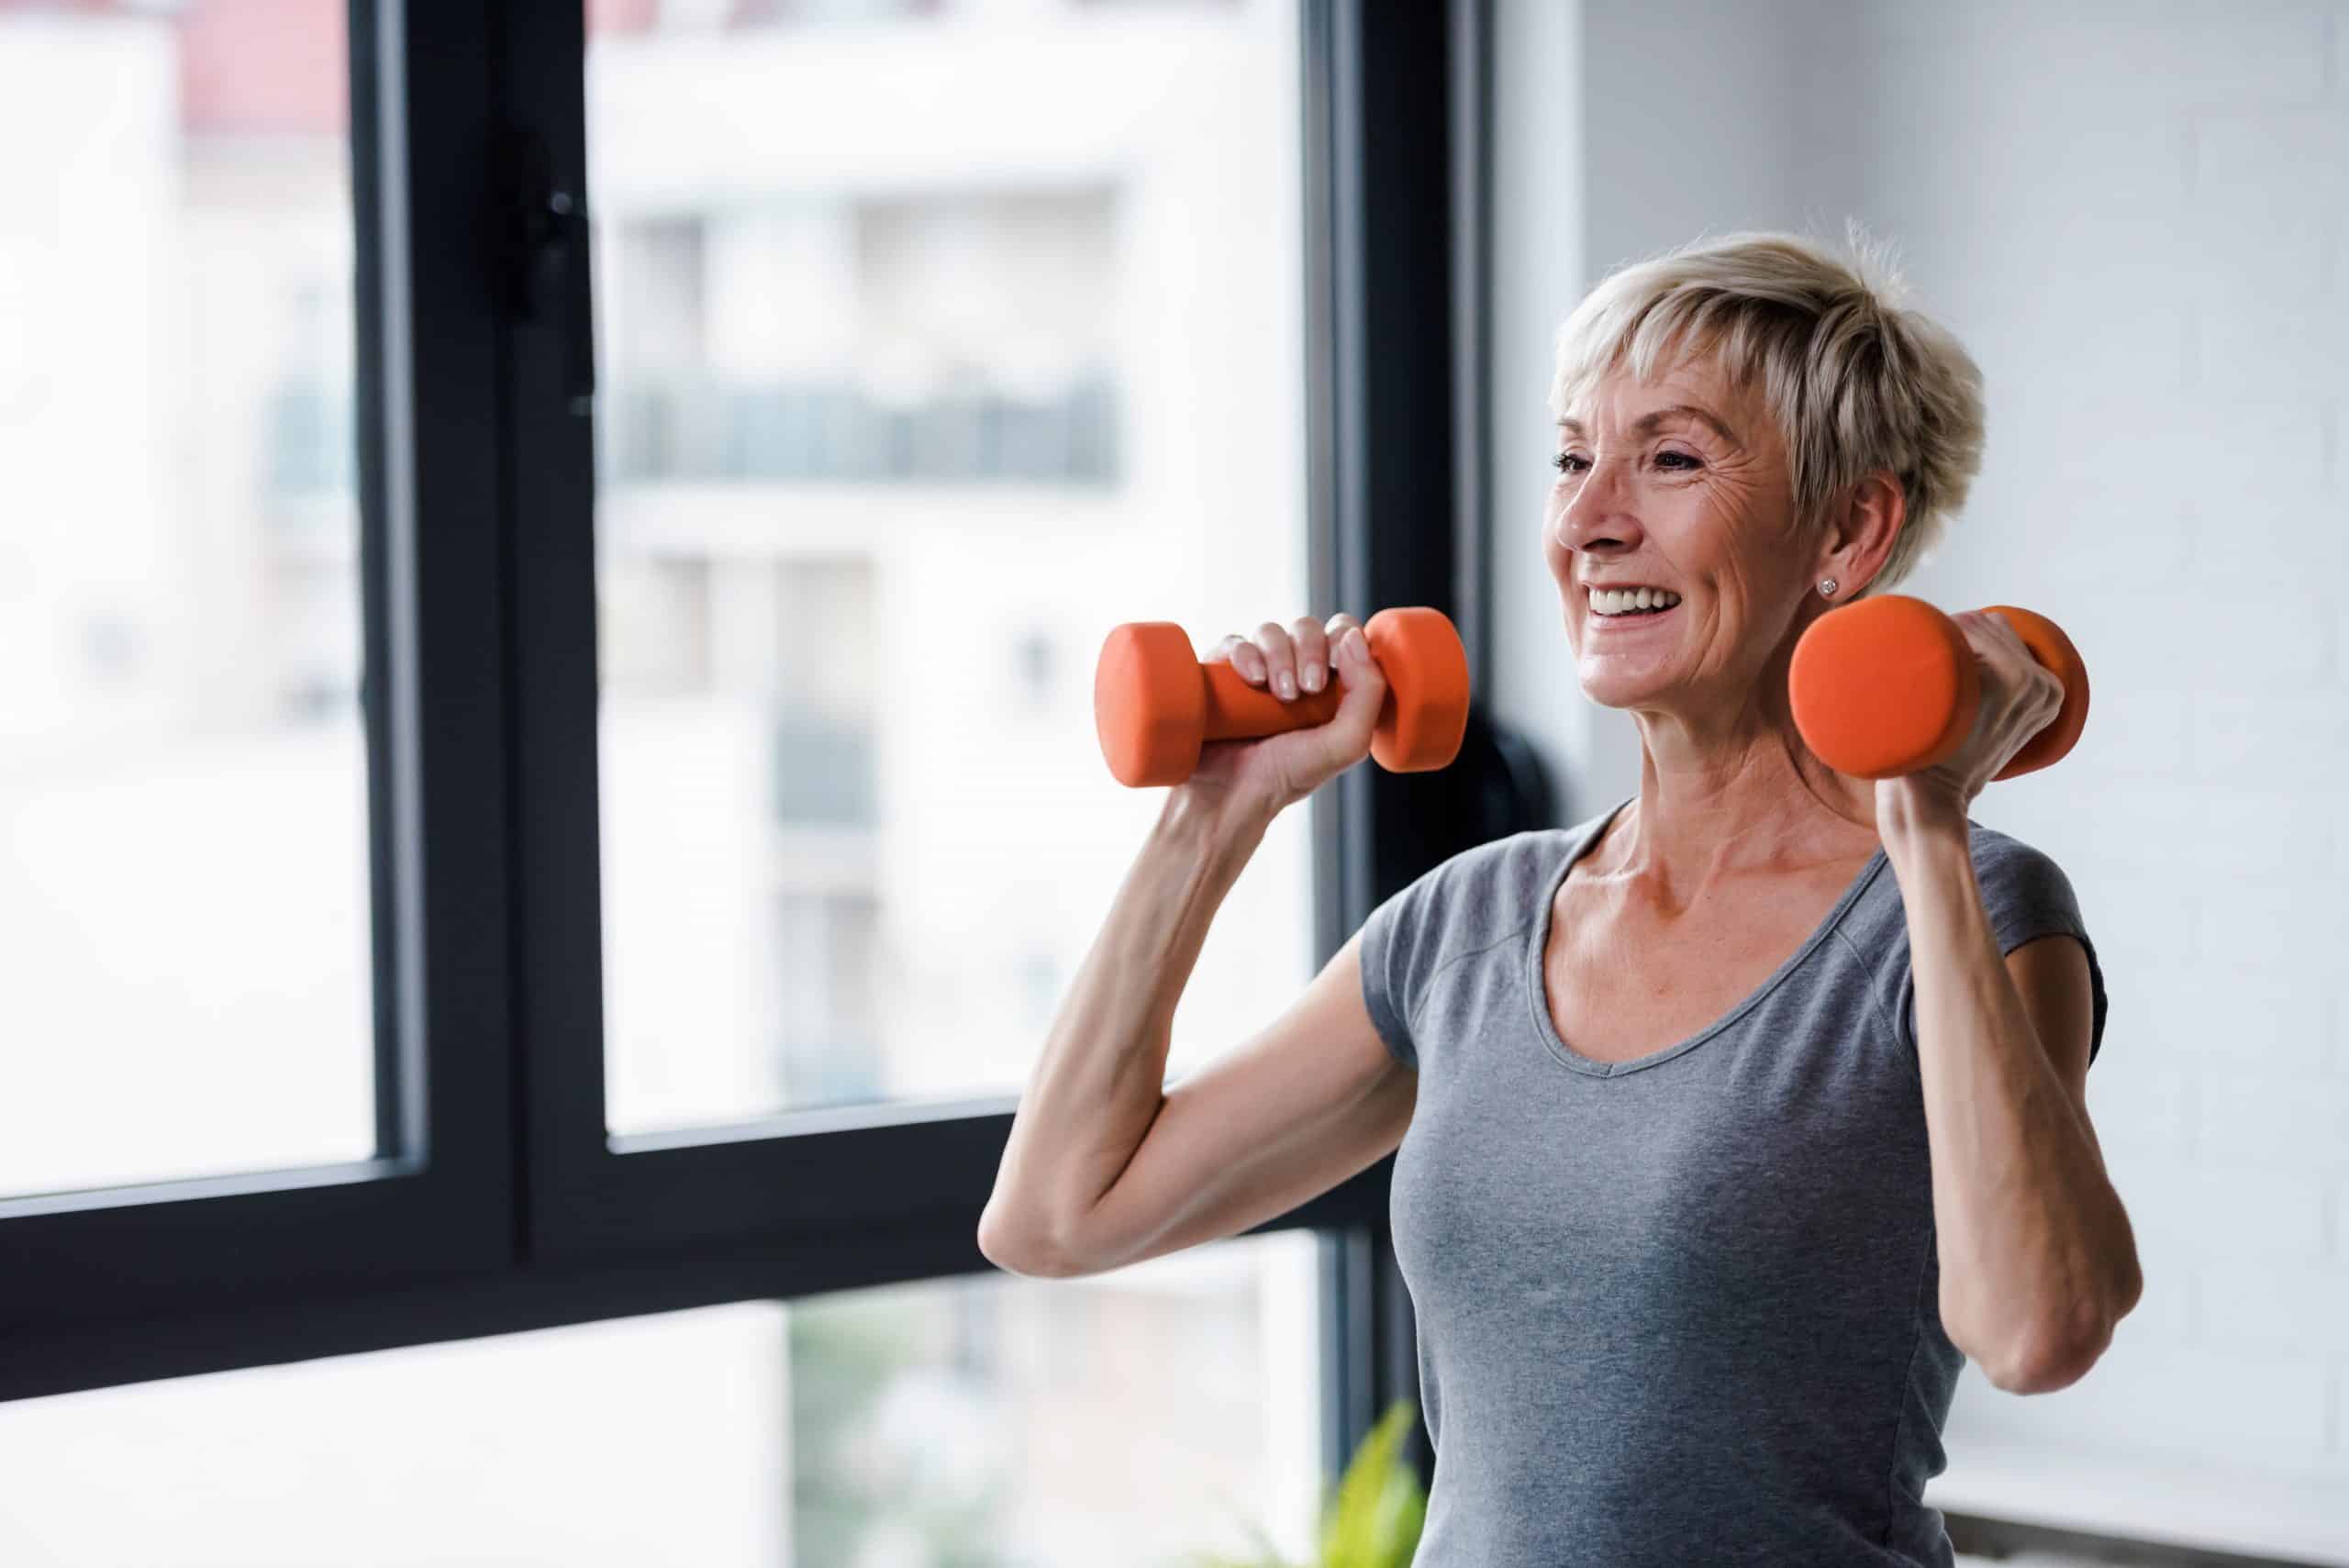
1655, 449, 1701, 471
1551, 452, 1589, 474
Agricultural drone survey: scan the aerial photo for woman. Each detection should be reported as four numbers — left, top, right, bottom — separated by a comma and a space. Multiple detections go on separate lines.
978, 229, 2137, 1566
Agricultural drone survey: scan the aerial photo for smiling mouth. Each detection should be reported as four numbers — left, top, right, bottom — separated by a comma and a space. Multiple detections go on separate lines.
1586, 587, 1681, 624
1587, 605, 1678, 633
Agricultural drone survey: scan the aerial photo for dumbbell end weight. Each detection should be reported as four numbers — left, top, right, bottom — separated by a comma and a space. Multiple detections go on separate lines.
1358, 606, 1475, 773
1789, 595, 1978, 781
1095, 620, 1208, 788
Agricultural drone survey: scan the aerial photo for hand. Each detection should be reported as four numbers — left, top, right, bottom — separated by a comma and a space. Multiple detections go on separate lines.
1876, 608, 2065, 833
1175, 612, 1388, 821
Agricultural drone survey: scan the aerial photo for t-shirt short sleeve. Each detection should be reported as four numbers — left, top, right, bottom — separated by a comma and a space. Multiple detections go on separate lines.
1900, 829, 2110, 1067
1356, 861, 1451, 1073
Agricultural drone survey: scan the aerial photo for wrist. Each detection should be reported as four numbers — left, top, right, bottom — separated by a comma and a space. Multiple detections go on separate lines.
1875, 776, 1969, 853
1162, 780, 1280, 850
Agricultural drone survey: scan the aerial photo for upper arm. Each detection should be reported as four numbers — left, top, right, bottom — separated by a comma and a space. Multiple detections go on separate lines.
2004, 931, 2142, 1351
1051, 925, 1417, 1277
2005, 933, 2097, 1121
1969, 834, 2108, 1075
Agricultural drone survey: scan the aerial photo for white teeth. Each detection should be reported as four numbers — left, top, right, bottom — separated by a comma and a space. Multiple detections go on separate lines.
1590, 587, 1681, 617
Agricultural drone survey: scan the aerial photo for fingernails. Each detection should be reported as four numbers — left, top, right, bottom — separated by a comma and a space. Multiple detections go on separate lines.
1275, 671, 1295, 698
1301, 665, 1322, 692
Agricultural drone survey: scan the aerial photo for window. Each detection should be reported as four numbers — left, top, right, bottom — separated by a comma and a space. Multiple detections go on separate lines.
0, 1232, 1324, 1565
0, 0, 373, 1200
2, 0, 1468, 1536
582, 1, 1315, 1140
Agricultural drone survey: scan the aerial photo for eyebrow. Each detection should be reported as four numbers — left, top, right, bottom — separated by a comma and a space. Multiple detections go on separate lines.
1555, 404, 1740, 444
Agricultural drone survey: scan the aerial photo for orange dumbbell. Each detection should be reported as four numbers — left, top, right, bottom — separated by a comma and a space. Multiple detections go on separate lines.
1788, 595, 2089, 781
1095, 606, 1473, 788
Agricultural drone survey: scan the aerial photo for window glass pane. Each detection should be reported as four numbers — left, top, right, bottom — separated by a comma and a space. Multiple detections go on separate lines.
588, 0, 1313, 1135
0, 1231, 1325, 1565
0, 1, 373, 1196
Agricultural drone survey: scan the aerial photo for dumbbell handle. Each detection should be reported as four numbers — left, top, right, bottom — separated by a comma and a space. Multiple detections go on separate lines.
1197, 660, 1346, 740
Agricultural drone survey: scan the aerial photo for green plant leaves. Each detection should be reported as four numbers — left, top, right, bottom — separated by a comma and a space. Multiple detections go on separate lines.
1316, 1400, 1426, 1568
1185, 1397, 1425, 1568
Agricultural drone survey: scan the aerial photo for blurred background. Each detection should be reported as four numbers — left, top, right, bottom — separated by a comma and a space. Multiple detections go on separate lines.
0, 0, 2342, 1563
0, 0, 1323, 1561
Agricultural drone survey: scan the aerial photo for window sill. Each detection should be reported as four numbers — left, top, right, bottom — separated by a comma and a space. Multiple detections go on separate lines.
1928, 1440, 2349, 1566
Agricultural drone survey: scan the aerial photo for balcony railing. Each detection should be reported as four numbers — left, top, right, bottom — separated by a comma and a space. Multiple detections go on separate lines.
599, 373, 1119, 487
266, 372, 1119, 496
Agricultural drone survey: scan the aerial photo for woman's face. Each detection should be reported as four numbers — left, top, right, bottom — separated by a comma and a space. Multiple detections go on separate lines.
1543, 354, 1818, 719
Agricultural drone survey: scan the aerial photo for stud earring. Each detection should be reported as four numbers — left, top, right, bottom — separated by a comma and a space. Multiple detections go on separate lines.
1819, 578, 1839, 598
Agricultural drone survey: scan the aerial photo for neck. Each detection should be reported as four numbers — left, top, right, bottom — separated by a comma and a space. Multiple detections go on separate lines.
1603, 649, 1880, 893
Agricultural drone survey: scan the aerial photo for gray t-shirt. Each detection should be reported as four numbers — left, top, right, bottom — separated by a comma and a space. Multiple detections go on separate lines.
1358, 795, 2108, 1567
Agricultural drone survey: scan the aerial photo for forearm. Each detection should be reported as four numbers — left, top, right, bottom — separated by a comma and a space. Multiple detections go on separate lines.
979, 784, 1274, 1266
1883, 805, 2138, 1390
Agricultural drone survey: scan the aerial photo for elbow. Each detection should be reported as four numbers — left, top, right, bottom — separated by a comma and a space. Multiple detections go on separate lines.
975, 1206, 1046, 1276
1980, 1289, 2130, 1396
1986, 1334, 2098, 1396
976, 1205, 1092, 1280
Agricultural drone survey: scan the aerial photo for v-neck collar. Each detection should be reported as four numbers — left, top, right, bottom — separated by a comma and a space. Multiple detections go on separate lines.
1524, 797, 1890, 1079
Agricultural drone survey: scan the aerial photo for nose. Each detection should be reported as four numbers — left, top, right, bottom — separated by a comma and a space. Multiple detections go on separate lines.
1555, 452, 1644, 560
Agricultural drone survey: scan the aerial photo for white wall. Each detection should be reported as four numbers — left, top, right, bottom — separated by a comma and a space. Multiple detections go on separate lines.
1493, 1, 2349, 1559
1490, 0, 1864, 820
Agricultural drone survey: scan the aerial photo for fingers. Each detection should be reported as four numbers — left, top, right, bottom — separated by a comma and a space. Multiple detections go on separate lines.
1331, 623, 1376, 689
1253, 620, 1298, 697
1956, 610, 2065, 735
1957, 610, 2038, 689
2026, 663, 2065, 727
1209, 632, 1262, 682
1964, 609, 2037, 671
1219, 615, 1359, 702
1290, 617, 1330, 693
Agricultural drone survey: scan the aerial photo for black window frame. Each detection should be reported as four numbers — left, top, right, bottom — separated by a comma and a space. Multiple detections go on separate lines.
0, 6, 1494, 1513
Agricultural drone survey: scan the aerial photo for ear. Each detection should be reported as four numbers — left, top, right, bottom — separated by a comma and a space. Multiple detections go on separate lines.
1818, 471, 1905, 595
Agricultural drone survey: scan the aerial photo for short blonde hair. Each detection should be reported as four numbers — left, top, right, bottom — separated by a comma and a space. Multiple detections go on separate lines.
1550, 225, 1985, 594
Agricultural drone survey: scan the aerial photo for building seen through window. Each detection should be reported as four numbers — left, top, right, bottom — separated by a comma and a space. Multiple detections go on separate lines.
0, 1, 1323, 1562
